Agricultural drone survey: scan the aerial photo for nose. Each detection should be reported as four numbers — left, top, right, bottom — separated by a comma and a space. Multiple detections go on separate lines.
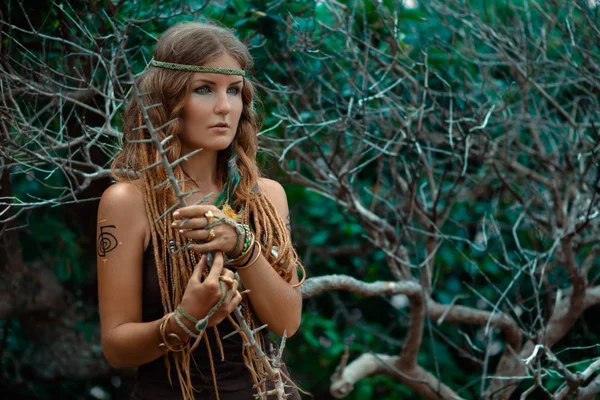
214, 91, 231, 115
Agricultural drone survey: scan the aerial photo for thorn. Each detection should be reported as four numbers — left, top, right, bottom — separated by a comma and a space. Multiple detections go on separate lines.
252, 324, 269, 334
170, 245, 188, 255
222, 329, 242, 340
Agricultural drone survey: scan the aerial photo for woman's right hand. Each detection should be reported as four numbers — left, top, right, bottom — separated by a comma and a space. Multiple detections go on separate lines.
179, 252, 242, 329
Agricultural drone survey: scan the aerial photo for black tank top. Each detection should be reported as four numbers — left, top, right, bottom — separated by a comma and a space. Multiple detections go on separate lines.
130, 241, 255, 400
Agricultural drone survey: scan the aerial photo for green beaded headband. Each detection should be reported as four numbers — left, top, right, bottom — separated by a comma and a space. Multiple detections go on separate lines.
151, 60, 246, 77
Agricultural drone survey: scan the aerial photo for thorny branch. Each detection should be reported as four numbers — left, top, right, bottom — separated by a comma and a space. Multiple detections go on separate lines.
1, 0, 289, 396
264, 0, 600, 398
3, 0, 600, 398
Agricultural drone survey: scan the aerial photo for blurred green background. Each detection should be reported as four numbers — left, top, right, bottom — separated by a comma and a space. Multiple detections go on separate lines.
1, 0, 600, 399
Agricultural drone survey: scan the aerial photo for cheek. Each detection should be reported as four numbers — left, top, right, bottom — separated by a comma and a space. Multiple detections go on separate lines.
232, 100, 244, 121
186, 99, 210, 118
181, 105, 209, 130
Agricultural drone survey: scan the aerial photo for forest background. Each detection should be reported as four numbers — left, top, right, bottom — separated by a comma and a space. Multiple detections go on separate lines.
1, 0, 600, 399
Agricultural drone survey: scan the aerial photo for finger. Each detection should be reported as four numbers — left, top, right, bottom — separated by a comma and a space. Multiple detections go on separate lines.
226, 281, 240, 301
220, 285, 235, 303
190, 254, 206, 281
221, 268, 234, 278
206, 251, 224, 282
229, 292, 242, 310
186, 237, 224, 254
218, 274, 238, 292
173, 204, 220, 220
172, 205, 208, 220
231, 279, 239, 293
217, 288, 237, 311
171, 217, 207, 230
180, 228, 214, 242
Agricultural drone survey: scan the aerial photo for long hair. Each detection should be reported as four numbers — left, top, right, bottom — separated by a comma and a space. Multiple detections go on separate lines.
111, 21, 301, 399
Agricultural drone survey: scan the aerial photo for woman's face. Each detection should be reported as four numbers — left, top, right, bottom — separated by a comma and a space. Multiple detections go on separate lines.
179, 54, 244, 154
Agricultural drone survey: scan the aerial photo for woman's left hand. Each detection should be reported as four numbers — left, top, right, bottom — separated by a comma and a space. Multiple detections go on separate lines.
171, 205, 242, 256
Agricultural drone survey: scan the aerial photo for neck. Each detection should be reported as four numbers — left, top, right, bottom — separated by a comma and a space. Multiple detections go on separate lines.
180, 147, 221, 192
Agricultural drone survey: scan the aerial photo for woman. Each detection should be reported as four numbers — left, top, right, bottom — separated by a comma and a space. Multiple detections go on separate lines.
96, 21, 304, 400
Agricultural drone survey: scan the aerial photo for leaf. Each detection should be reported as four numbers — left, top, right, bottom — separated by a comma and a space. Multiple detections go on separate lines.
56, 260, 72, 281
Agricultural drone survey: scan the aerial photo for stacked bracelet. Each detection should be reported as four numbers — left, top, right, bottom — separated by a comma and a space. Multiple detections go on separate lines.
225, 231, 256, 268
225, 223, 251, 260
235, 241, 262, 271
158, 313, 185, 353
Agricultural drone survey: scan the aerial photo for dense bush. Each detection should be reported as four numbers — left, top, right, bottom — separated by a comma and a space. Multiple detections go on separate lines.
1, 1, 599, 399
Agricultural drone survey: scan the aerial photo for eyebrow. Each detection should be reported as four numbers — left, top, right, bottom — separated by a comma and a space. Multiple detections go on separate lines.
192, 79, 243, 85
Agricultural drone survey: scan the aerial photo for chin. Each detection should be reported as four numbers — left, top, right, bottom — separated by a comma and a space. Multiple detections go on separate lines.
197, 138, 235, 152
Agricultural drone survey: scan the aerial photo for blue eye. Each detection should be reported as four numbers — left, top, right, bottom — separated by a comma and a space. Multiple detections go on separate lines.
193, 86, 241, 95
194, 86, 211, 94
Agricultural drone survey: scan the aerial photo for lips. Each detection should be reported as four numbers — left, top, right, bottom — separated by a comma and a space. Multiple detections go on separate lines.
210, 123, 229, 128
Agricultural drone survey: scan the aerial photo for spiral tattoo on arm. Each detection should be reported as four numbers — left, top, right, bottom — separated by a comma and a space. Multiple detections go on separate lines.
98, 224, 119, 257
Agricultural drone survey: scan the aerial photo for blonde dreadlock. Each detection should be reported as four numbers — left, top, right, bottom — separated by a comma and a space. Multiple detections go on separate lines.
111, 21, 304, 400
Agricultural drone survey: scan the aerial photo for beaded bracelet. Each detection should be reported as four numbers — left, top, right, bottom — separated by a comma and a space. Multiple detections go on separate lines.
225, 231, 256, 268
239, 224, 252, 256
226, 233, 254, 266
225, 224, 252, 260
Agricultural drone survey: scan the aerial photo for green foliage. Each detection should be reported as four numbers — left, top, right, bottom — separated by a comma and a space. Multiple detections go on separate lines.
4, 0, 600, 399
13, 173, 90, 284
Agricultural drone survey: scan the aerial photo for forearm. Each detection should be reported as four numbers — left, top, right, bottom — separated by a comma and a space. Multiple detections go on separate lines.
102, 316, 194, 368
238, 255, 302, 337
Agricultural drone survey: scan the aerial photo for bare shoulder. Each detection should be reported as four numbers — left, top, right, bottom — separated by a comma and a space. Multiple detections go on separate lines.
257, 177, 286, 199
99, 180, 145, 212
257, 178, 289, 220
98, 180, 149, 246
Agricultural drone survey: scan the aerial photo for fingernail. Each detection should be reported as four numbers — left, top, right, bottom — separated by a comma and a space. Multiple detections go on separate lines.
179, 229, 183, 234
173, 211, 180, 218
